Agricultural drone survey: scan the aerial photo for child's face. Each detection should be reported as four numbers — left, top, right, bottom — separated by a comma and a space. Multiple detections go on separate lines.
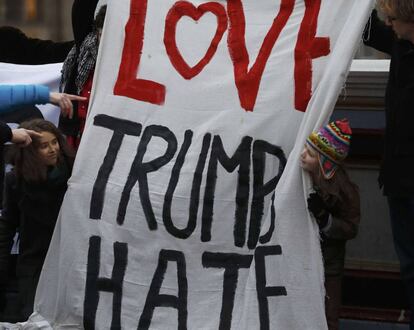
300, 145, 319, 174
36, 131, 60, 166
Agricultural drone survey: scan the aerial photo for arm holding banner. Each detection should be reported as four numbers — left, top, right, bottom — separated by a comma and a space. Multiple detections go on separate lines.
0, 26, 73, 65
363, 9, 395, 54
310, 188, 361, 241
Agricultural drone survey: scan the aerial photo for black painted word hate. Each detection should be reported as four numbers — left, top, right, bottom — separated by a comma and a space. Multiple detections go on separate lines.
83, 237, 287, 330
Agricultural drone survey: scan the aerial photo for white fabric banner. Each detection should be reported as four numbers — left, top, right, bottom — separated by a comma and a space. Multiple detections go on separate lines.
26, 0, 373, 329
0, 62, 62, 126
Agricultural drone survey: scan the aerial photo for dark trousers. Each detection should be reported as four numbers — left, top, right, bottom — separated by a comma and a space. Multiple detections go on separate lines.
322, 240, 345, 330
325, 275, 342, 330
18, 275, 39, 321
388, 196, 414, 329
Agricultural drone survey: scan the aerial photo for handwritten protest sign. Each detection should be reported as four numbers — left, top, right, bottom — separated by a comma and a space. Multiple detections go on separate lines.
25, 1, 373, 329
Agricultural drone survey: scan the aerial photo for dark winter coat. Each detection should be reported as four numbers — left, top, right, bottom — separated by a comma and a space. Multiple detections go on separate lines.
364, 10, 414, 197
0, 160, 71, 318
0, 123, 12, 190
316, 168, 360, 276
0, 163, 71, 274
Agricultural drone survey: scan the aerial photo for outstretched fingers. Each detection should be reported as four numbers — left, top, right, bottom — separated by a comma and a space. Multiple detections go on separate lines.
49, 92, 87, 119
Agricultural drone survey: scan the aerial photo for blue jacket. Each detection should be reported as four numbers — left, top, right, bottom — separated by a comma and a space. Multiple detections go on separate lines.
0, 85, 50, 113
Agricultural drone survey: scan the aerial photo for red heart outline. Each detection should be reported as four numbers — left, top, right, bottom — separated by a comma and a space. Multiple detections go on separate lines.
164, 1, 228, 79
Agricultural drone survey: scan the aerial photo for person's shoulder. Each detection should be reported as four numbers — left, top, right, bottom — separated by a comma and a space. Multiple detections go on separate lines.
336, 166, 358, 189
0, 26, 27, 42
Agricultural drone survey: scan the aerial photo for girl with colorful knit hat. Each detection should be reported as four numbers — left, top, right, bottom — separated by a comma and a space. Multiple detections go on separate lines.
300, 119, 360, 330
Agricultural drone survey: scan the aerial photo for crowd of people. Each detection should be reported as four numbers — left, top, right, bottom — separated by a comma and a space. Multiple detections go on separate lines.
0, 0, 105, 322
0, 0, 413, 329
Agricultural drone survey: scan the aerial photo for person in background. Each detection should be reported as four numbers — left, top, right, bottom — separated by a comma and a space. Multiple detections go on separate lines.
60, 2, 106, 150
0, 24, 77, 140
301, 119, 360, 330
0, 119, 74, 321
0, 84, 83, 205
0, 120, 39, 320
363, 1, 414, 328
0, 84, 86, 119
0, 26, 73, 65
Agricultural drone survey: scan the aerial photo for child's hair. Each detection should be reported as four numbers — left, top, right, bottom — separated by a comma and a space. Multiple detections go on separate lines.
10, 119, 74, 183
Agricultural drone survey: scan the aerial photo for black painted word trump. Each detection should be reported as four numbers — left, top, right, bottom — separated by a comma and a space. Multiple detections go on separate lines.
90, 114, 287, 250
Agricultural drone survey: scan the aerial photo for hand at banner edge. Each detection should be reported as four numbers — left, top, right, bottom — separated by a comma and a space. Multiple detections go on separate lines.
49, 92, 87, 119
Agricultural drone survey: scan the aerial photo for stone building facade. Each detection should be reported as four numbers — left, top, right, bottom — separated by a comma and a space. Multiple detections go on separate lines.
0, 0, 72, 41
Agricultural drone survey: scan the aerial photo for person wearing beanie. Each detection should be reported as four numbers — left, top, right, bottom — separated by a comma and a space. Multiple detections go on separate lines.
364, 2, 414, 328
301, 119, 361, 330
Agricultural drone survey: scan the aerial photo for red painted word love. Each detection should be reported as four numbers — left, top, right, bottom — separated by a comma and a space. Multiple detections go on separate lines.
114, 0, 330, 112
